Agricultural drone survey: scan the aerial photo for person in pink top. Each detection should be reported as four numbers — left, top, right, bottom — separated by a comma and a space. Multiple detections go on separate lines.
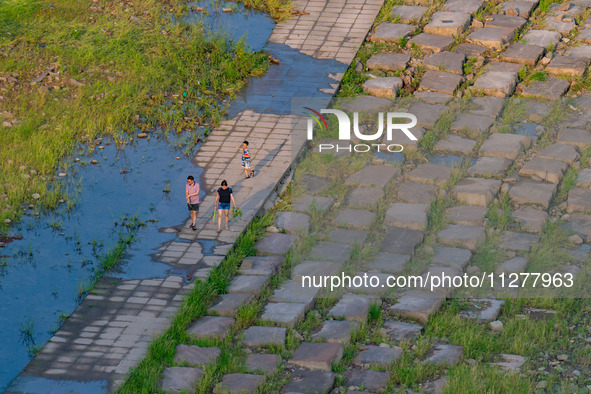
185, 175, 200, 231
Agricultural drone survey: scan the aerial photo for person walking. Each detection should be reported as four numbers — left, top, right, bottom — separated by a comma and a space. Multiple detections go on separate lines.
236, 140, 255, 179
186, 175, 200, 231
214, 180, 236, 233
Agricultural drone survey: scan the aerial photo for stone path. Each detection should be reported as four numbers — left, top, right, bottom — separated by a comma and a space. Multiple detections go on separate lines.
7, 0, 384, 391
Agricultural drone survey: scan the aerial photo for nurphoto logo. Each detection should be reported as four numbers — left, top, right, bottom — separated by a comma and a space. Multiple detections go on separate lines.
304, 107, 418, 153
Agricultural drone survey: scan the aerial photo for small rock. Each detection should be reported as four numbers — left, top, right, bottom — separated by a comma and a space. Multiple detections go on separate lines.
28, 204, 34, 209
562, 214, 570, 221
267, 226, 280, 233
222, 7, 233, 12
137, 133, 148, 138
568, 235, 583, 244
32, 193, 40, 200
2, 121, 11, 128
506, 7, 518, 16
472, 19, 484, 28
536, 381, 547, 389
91, 159, 99, 165
58, 172, 66, 177
559, 202, 568, 210
557, 354, 568, 361
74, 158, 80, 162
501, 183, 510, 194
506, 251, 516, 258
294, 331, 304, 341
4, 218, 11, 224
490, 320, 504, 332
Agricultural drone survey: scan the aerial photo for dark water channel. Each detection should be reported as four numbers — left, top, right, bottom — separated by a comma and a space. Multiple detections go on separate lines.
2, 0, 346, 390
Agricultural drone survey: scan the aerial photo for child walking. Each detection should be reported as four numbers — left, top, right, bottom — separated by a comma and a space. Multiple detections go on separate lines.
214, 180, 237, 233
236, 140, 255, 179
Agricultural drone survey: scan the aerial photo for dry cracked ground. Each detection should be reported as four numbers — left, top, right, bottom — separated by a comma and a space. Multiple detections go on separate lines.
155, 0, 591, 392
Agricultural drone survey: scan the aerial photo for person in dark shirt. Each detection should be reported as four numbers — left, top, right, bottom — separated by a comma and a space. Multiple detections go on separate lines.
214, 180, 236, 233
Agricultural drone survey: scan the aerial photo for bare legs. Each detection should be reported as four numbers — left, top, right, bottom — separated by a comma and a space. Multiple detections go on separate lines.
217, 210, 229, 231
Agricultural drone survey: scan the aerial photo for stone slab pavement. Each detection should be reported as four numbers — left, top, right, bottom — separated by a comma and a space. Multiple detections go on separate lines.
6, 0, 385, 391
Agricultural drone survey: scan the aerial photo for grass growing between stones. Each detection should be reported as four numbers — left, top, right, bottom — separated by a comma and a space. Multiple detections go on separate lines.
0, 0, 271, 226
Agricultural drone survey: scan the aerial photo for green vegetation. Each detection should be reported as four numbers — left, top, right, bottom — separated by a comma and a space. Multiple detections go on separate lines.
0, 0, 275, 226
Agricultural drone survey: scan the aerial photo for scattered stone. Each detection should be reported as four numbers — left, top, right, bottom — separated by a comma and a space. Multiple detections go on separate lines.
472, 71, 517, 96
424, 51, 465, 75
335, 209, 376, 229
500, 43, 545, 66
490, 320, 504, 332
208, 293, 254, 317
367, 53, 411, 72
311, 320, 359, 345
389, 290, 445, 323
424, 11, 471, 36
330, 293, 380, 322
255, 233, 297, 256
246, 353, 280, 375
282, 370, 335, 394
243, 326, 286, 347
558, 128, 591, 148
391, 5, 428, 23
468, 157, 512, 177
547, 56, 590, 77
370, 23, 415, 43
435, 135, 477, 154
512, 207, 548, 233
160, 367, 203, 392
382, 320, 423, 341
346, 165, 400, 188
174, 345, 220, 367
363, 77, 403, 98
276, 211, 310, 233
453, 177, 502, 207
461, 299, 505, 322
354, 345, 403, 367
481, 133, 530, 160
346, 187, 383, 208
437, 225, 486, 250
385, 202, 429, 231
381, 226, 424, 254
509, 181, 556, 209
557, 354, 568, 361
213, 373, 265, 394
260, 302, 307, 328
493, 354, 525, 372
347, 369, 391, 393
500, 232, 539, 252
567, 188, 591, 213
290, 342, 344, 371
367, 252, 409, 274
468, 27, 515, 49
418, 70, 463, 95
519, 157, 567, 184
521, 78, 570, 99
425, 344, 464, 365
409, 33, 455, 53
397, 181, 437, 204
446, 206, 487, 226
523, 307, 557, 321
187, 316, 234, 340
310, 241, 353, 261
407, 163, 453, 186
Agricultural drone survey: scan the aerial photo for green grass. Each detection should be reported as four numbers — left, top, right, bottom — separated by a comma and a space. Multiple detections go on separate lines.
0, 0, 273, 227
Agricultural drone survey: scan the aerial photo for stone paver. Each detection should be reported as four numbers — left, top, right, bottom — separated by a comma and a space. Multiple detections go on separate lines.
567, 188, 591, 213
492, 354, 525, 372
408, 102, 448, 129
385, 203, 429, 231
432, 246, 473, 269
246, 354, 280, 375
161, 367, 203, 392
453, 177, 502, 207
340, 96, 393, 113
329, 228, 368, 246
282, 370, 335, 393
241, 256, 283, 276
392, 5, 427, 22
227, 275, 269, 296
446, 206, 487, 226
214, 373, 265, 394
367, 53, 410, 72
472, 71, 517, 97
292, 195, 334, 214
443, 0, 483, 13
460, 299, 505, 322
363, 77, 403, 98
382, 320, 423, 341
500, 43, 545, 65
468, 27, 514, 49
346, 186, 384, 208
276, 211, 311, 233
424, 51, 465, 75
437, 225, 485, 250
480, 133, 530, 160
468, 157, 512, 177
271, 279, 320, 306
367, 252, 409, 274
290, 342, 344, 371
260, 302, 307, 328
346, 165, 401, 188
188, 316, 235, 340
419, 70, 463, 95
397, 181, 437, 204
311, 320, 359, 345
370, 23, 415, 43
335, 209, 376, 229
407, 163, 453, 186
347, 369, 391, 393
451, 113, 494, 137
425, 344, 464, 365
500, 232, 539, 252
424, 11, 471, 36
512, 207, 548, 233
522, 30, 562, 47
564, 214, 591, 242
330, 294, 380, 322
576, 169, 591, 188
381, 226, 424, 254
353, 345, 403, 367
409, 33, 455, 53
310, 241, 353, 261
509, 181, 556, 209
546, 56, 589, 77
390, 290, 445, 323
300, 174, 331, 195
522, 78, 570, 99
485, 14, 526, 29
174, 345, 220, 367
537, 143, 578, 164
435, 135, 477, 154
243, 326, 286, 347
255, 233, 297, 255
500, 0, 536, 16
208, 293, 254, 317
558, 128, 591, 148
498, 256, 529, 274
292, 260, 344, 282
519, 157, 567, 184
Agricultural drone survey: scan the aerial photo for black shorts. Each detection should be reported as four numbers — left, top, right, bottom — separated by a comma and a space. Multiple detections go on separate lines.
187, 203, 199, 212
